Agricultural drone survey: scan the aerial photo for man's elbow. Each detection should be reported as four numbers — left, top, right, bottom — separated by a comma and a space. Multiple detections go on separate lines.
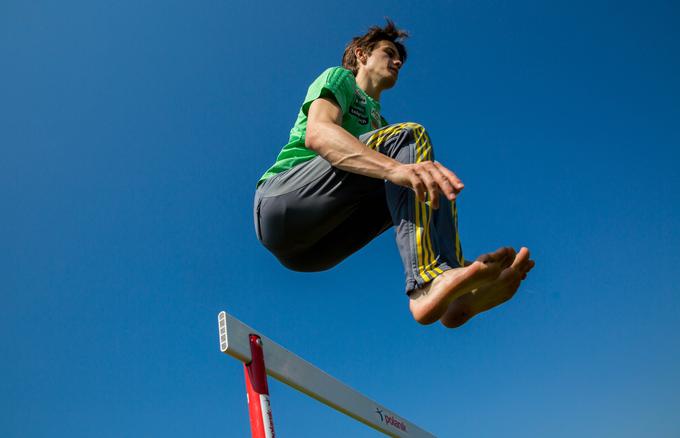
304, 132, 316, 151
304, 125, 322, 153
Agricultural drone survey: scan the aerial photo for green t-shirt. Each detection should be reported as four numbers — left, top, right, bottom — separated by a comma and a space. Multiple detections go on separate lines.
258, 67, 388, 185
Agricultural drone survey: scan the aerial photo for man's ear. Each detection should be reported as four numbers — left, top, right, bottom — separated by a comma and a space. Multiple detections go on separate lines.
355, 47, 367, 65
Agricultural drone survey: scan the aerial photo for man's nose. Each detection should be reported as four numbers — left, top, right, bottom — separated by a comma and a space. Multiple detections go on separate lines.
393, 59, 403, 69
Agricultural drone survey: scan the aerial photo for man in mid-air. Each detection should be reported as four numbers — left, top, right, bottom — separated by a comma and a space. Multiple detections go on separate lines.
253, 20, 535, 327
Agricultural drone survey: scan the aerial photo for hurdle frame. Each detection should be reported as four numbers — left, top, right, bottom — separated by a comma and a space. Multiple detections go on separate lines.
218, 311, 436, 438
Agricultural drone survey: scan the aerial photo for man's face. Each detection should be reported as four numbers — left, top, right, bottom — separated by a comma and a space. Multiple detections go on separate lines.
359, 40, 403, 88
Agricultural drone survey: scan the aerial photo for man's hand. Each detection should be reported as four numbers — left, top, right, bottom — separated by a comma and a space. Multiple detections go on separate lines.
385, 161, 464, 209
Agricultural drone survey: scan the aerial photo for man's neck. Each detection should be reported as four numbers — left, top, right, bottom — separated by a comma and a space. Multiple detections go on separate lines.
354, 71, 383, 101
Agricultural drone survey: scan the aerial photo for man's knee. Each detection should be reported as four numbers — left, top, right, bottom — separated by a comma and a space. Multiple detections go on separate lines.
405, 123, 431, 146
402, 122, 426, 133
387, 122, 429, 140
384, 122, 434, 164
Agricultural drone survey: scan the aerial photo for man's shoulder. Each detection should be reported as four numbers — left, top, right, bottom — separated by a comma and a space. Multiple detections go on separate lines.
301, 67, 358, 115
312, 66, 356, 87
318, 66, 353, 77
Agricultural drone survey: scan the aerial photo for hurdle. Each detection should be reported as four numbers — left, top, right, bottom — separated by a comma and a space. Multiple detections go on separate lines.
218, 311, 436, 437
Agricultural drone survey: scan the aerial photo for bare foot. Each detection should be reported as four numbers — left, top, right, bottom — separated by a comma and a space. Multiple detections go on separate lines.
440, 247, 535, 328
474, 246, 516, 268
408, 254, 511, 325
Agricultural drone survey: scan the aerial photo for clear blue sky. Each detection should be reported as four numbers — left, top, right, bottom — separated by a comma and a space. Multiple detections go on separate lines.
2, 1, 679, 437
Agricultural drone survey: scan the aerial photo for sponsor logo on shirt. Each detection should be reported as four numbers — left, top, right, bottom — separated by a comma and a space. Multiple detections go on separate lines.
354, 90, 367, 106
350, 92, 369, 125
349, 106, 368, 125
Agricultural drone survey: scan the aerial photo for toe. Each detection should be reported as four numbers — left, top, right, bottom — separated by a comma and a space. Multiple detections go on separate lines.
520, 258, 535, 274
500, 247, 516, 267
512, 247, 530, 268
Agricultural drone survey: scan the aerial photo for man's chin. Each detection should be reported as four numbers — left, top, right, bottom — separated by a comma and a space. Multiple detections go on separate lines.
382, 77, 398, 89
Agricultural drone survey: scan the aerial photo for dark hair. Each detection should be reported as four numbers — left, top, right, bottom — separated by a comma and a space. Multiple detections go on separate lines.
342, 19, 409, 76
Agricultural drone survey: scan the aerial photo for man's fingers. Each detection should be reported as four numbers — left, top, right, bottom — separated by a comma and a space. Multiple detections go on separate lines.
428, 165, 459, 202
410, 175, 426, 202
416, 168, 440, 209
434, 161, 464, 192
402, 162, 463, 207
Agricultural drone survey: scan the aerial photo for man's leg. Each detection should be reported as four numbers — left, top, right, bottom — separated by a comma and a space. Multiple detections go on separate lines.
255, 156, 391, 271
360, 123, 508, 324
272, 189, 392, 271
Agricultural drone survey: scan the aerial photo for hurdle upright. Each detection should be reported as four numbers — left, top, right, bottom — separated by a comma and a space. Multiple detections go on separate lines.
218, 311, 436, 438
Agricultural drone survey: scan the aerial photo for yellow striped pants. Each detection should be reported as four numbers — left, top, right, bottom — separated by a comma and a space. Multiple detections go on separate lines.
254, 122, 464, 294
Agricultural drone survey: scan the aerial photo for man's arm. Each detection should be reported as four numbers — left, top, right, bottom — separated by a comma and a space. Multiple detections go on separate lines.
305, 97, 464, 208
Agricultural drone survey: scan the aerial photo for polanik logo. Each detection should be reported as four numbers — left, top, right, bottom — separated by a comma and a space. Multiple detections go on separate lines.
375, 408, 407, 432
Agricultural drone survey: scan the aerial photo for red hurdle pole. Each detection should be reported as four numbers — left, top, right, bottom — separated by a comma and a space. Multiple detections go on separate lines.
243, 334, 275, 438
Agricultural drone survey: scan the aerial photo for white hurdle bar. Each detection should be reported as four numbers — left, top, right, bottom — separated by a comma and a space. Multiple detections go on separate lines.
218, 311, 436, 438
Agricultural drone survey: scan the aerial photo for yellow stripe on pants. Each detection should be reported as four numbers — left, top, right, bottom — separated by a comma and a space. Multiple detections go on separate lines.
366, 123, 444, 283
